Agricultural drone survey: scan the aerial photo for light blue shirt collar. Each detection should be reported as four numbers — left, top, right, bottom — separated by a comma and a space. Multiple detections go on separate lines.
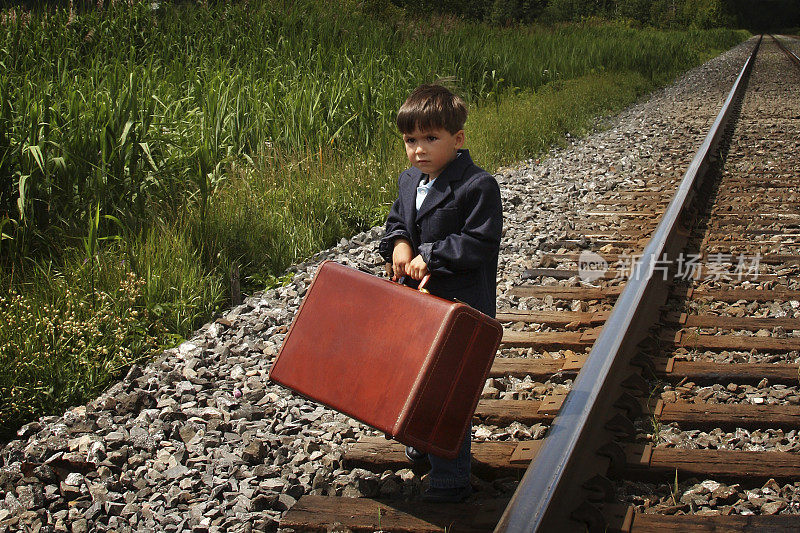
416, 175, 436, 211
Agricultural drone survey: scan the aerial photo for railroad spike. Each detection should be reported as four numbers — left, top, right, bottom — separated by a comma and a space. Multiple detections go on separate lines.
571, 500, 607, 533
614, 391, 643, 419
597, 441, 627, 476
630, 353, 655, 374
604, 412, 636, 438
620, 372, 649, 396
582, 474, 615, 503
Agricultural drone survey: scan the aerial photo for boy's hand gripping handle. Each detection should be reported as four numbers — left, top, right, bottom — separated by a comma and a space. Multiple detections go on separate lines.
394, 273, 431, 293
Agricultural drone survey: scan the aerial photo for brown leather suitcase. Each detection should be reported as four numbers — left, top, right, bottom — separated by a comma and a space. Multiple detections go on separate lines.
269, 260, 502, 459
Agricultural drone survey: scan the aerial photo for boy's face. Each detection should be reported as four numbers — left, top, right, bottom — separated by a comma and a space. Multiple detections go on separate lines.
402, 126, 465, 179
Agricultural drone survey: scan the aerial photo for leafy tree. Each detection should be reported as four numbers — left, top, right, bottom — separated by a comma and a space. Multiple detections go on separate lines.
680, 0, 732, 29
649, 0, 680, 28
489, 0, 548, 25
615, 0, 651, 24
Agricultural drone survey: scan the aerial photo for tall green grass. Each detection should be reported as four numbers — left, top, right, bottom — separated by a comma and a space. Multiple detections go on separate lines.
469, 71, 653, 167
0, 2, 747, 256
0, 0, 748, 437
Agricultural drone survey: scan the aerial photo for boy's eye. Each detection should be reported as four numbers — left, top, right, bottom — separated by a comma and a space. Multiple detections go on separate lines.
405, 138, 415, 144
427, 136, 437, 142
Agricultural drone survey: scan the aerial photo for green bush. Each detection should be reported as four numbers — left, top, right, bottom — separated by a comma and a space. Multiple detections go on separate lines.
0, 261, 162, 439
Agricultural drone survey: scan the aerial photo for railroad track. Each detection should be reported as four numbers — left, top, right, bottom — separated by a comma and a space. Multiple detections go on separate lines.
278, 35, 800, 532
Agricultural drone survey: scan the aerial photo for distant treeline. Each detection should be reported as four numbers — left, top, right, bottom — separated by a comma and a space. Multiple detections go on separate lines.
389, 0, 800, 31
5, 0, 799, 31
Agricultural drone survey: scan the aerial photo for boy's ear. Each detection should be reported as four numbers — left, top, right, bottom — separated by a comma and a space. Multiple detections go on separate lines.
454, 129, 465, 149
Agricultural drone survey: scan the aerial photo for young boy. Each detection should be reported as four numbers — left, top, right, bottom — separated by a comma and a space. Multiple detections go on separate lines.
378, 84, 503, 503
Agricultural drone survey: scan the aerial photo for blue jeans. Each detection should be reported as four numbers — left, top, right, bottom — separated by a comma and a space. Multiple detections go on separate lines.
428, 425, 471, 489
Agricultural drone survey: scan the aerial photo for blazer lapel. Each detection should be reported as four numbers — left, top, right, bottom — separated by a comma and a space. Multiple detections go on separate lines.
415, 149, 473, 221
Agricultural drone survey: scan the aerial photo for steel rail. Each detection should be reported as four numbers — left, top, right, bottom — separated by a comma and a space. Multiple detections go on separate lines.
495, 35, 763, 533
771, 34, 800, 68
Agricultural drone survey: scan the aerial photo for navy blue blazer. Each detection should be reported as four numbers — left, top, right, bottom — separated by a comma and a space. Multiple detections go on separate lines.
378, 149, 502, 318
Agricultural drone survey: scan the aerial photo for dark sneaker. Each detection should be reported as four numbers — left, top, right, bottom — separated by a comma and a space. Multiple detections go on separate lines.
404, 446, 428, 463
421, 484, 473, 503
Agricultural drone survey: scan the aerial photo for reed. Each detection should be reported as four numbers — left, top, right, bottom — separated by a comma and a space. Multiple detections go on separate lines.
0, 2, 746, 257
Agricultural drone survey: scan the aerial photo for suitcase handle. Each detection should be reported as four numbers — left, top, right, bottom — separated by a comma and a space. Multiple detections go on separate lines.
396, 273, 432, 294
418, 274, 431, 293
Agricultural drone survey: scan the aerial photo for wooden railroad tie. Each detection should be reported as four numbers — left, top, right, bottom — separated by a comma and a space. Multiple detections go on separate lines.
488, 355, 587, 379
476, 397, 800, 431
280, 495, 509, 532
509, 284, 800, 301
676, 287, 800, 302
509, 285, 624, 300
591, 199, 800, 209
662, 311, 800, 331
343, 439, 800, 482
473, 399, 558, 426
487, 356, 799, 383
536, 252, 800, 265
626, 444, 800, 480
647, 357, 798, 384
513, 267, 781, 281
497, 309, 610, 326
663, 329, 800, 352
343, 437, 533, 479
629, 514, 800, 533
654, 400, 800, 431
280, 496, 800, 532
497, 309, 800, 331
557, 237, 800, 250
585, 210, 663, 218
476, 397, 800, 430
500, 329, 601, 349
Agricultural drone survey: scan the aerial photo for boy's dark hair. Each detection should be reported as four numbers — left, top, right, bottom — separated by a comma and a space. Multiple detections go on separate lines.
396, 84, 467, 135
